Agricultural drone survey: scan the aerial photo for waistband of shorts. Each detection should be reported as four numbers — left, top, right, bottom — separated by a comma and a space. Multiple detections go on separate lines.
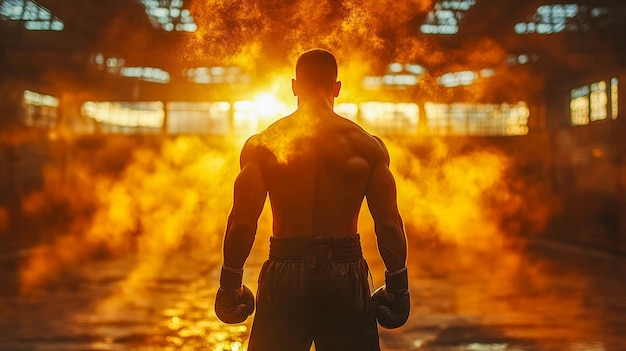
269, 234, 363, 263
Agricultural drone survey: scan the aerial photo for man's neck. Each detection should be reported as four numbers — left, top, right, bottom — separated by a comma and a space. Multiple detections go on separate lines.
297, 96, 334, 113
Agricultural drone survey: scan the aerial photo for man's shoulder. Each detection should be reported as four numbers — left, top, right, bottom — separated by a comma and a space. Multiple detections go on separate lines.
337, 118, 387, 157
325, 122, 388, 167
240, 133, 274, 164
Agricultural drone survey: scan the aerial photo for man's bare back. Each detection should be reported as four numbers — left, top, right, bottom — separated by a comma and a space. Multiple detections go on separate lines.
245, 103, 387, 238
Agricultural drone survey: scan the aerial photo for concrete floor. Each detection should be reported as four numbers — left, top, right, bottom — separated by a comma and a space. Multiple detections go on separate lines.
0, 239, 625, 351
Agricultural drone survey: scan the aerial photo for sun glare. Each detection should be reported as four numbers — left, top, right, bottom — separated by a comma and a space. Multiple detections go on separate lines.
254, 93, 289, 119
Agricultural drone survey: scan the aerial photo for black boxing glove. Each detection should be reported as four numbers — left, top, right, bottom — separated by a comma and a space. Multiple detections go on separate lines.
371, 267, 410, 329
215, 265, 255, 324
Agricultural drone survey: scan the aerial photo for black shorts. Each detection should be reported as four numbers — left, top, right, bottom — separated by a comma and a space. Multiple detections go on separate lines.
247, 235, 380, 351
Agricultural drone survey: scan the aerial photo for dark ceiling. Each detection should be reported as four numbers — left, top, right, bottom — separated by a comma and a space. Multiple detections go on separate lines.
1, 0, 626, 96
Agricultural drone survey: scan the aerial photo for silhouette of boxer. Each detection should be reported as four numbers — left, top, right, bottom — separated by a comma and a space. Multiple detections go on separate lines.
215, 48, 409, 351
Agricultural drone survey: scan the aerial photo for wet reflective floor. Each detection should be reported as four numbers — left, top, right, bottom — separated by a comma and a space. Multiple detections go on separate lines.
1, 240, 625, 351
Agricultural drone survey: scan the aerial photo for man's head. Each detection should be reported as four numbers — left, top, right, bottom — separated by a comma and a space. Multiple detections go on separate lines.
292, 49, 341, 101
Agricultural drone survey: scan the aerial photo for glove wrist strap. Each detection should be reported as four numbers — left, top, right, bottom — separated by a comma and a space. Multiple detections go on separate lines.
220, 264, 243, 291
385, 266, 408, 292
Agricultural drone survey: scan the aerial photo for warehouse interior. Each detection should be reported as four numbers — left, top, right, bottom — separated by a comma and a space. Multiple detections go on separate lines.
1, 1, 626, 350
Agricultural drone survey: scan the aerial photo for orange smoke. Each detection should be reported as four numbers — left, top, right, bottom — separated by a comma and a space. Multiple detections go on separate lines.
11, 132, 560, 349
382, 138, 511, 248
186, 0, 434, 83
18, 135, 250, 292
16, 132, 556, 292
182, 0, 538, 105
359, 135, 556, 285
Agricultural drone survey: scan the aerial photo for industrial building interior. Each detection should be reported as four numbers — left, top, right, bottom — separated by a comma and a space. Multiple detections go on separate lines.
1, 1, 626, 350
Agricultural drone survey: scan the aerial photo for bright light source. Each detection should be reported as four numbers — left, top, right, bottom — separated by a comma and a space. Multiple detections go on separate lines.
121, 67, 170, 84
335, 103, 358, 121
0, 0, 64, 31
22, 89, 59, 128
363, 63, 423, 90
82, 101, 164, 129
611, 78, 618, 120
182, 23, 196, 32
166, 101, 230, 135
233, 101, 259, 136
362, 76, 383, 90
388, 63, 403, 73
23, 89, 59, 107
425, 102, 529, 136
211, 66, 226, 75
254, 93, 289, 119
420, 0, 476, 35
360, 101, 419, 134
184, 66, 249, 85
590, 81, 607, 121
467, 343, 508, 351
438, 71, 477, 87
515, 4, 580, 34
517, 54, 529, 64
479, 68, 495, 78
140, 0, 196, 32
405, 64, 425, 75
383, 74, 418, 86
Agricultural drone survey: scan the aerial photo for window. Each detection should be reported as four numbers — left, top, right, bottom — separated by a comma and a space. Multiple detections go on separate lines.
570, 80, 614, 125
183, 66, 250, 85
359, 102, 419, 135
81, 101, 164, 134
120, 67, 170, 84
590, 81, 607, 121
515, 4, 579, 34
570, 96, 589, 126
611, 78, 618, 120
420, 0, 477, 35
140, 0, 196, 32
22, 90, 59, 128
0, 0, 64, 31
335, 103, 358, 121
232, 101, 258, 136
167, 102, 230, 135
424, 102, 529, 136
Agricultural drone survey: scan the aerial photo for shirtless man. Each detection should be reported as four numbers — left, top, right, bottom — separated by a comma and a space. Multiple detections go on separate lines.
214, 49, 409, 350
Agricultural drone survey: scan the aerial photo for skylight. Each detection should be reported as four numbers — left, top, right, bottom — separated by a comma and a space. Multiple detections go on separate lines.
420, 0, 477, 35
515, 4, 579, 34
438, 71, 477, 87
362, 63, 425, 90
90, 53, 171, 84
0, 0, 63, 31
121, 67, 170, 84
183, 66, 251, 85
140, 0, 196, 32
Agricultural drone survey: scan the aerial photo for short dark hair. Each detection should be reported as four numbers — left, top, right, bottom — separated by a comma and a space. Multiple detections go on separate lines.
295, 49, 338, 91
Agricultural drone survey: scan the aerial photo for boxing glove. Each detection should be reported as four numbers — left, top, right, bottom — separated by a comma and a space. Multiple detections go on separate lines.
215, 265, 255, 324
371, 267, 410, 329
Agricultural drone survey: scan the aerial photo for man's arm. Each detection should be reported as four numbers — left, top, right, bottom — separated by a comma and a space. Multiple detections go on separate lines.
365, 138, 407, 272
366, 137, 411, 329
215, 144, 267, 325
223, 144, 268, 270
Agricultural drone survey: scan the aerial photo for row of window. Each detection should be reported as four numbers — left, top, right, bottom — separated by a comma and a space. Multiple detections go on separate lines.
21, 90, 531, 137
23, 83, 621, 136
83, 101, 530, 137
570, 78, 618, 125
